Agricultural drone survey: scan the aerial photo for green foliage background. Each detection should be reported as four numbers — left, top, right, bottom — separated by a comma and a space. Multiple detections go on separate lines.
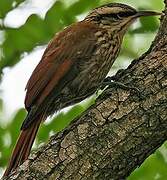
0, 0, 166, 179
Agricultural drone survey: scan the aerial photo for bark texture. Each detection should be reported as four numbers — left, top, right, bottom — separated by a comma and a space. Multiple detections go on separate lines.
4, 1, 167, 180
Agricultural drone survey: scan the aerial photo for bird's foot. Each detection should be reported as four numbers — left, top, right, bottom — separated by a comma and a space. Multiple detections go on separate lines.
100, 76, 143, 99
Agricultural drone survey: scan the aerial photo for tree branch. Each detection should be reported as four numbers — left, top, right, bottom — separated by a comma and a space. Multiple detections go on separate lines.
5, 2, 167, 180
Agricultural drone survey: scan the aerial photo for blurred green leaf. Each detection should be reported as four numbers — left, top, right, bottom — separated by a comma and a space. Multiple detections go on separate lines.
131, 16, 160, 34
67, 0, 100, 16
128, 143, 167, 180
0, 108, 26, 167
8, 108, 26, 144
45, 1, 68, 34
0, 14, 48, 71
0, 0, 25, 19
140, 16, 159, 32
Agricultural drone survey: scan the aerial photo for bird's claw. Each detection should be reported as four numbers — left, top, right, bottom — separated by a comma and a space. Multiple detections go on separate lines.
100, 76, 144, 99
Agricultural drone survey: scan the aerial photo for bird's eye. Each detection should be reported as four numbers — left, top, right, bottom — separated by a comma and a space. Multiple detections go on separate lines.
101, 13, 125, 21
118, 12, 127, 17
112, 14, 121, 20
103, 14, 121, 21
118, 11, 136, 18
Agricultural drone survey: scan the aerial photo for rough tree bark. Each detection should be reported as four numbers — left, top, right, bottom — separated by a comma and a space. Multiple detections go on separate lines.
4, 1, 167, 180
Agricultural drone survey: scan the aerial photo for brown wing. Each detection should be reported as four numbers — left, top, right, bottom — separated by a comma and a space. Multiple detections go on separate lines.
25, 21, 99, 110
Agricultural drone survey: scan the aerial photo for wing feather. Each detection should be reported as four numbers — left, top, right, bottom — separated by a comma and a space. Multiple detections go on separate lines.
25, 21, 99, 110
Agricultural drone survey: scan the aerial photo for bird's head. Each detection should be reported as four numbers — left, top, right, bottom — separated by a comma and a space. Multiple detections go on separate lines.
86, 3, 161, 32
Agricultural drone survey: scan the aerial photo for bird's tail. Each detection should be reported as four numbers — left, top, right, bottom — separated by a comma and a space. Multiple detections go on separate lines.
3, 114, 44, 178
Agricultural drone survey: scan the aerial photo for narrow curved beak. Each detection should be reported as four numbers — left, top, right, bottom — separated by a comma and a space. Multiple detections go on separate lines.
135, 11, 161, 18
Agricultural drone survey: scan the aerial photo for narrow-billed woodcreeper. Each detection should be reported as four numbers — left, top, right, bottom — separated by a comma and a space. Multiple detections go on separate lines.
3, 3, 160, 177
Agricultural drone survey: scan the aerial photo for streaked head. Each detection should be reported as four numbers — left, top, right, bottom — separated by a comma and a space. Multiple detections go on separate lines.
86, 3, 161, 32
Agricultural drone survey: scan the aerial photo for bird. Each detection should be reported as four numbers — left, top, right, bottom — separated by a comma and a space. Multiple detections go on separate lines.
3, 3, 161, 178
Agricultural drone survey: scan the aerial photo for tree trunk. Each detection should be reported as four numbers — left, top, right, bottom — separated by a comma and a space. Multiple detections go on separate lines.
4, 2, 167, 180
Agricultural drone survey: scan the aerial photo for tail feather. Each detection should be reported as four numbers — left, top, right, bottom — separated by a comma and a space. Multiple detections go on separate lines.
23, 122, 39, 160
3, 115, 43, 178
